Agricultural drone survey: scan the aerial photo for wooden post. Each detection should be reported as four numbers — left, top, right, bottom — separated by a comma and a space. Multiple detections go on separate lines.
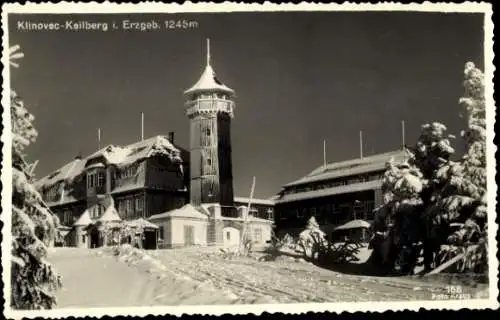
425, 252, 465, 276
424, 245, 478, 276
239, 176, 256, 254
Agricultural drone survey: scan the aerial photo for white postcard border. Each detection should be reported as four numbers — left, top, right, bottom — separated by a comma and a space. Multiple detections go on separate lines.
1, 1, 497, 318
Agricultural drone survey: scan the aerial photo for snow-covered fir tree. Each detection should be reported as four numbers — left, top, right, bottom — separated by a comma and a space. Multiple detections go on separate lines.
298, 216, 326, 260
409, 122, 457, 270
374, 153, 426, 273
430, 62, 488, 272
10, 45, 62, 309
372, 62, 488, 274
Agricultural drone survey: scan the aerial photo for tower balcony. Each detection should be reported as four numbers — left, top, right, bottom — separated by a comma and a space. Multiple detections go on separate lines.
186, 98, 235, 118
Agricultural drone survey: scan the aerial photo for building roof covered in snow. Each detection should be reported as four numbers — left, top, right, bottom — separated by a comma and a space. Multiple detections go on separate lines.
35, 135, 185, 189
35, 158, 86, 192
98, 205, 122, 223
247, 215, 274, 224
334, 219, 372, 230
283, 150, 407, 188
184, 40, 234, 96
34, 135, 189, 206
277, 180, 383, 204
149, 204, 209, 221
73, 209, 93, 227
234, 197, 275, 206
185, 64, 234, 96
126, 218, 159, 229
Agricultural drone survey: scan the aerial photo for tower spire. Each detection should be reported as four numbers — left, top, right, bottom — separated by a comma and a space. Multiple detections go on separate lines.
185, 38, 234, 96
206, 38, 211, 66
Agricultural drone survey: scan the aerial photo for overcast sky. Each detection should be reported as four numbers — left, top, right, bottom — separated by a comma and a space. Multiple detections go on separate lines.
8, 11, 484, 198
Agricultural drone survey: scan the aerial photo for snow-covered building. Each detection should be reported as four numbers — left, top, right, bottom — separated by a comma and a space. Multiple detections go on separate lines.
35, 134, 190, 229
149, 204, 273, 249
274, 150, 407, 239
233, 197, 275, 221
35, 39, 274, 248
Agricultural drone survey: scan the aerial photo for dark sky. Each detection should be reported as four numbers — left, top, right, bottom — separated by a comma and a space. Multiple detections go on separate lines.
8, 12, 484, 198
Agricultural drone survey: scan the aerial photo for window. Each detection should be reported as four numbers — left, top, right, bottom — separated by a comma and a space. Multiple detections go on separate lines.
205, 128, 211, 136
266, 208, 274, 220
82, 235, 86, 243
333, 205, 342, 215
254, 229, 262, 242
63, 211, 72, 225
126, 199, 133, 217
121, 166, 135, 178
97, 171, 105, 187
158, 227, 164, 241
206, 158, 212, 166
310, 207, 317, 217
296, 209, 303, 218
136, 196, 144, 217
226, 231, 231, 240
90, 206, 99, 219
118, 200, 125, 217
87, 173, 97, 188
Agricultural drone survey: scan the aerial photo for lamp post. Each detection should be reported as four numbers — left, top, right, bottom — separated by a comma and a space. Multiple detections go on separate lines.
353, 200, 361, 220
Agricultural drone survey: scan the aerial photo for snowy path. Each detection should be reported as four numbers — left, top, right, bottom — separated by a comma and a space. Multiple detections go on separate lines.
49, 248, 158, 308
49, 248, 238, 308
49, 247, 487, 307
154, 248, 486, 304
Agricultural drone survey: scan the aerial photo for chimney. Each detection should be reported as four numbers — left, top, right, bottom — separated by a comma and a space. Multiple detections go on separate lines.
75, 152, 83, 160
168, 131, 175, 144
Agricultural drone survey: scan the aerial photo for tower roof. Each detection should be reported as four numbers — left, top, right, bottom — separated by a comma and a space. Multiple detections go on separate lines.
184, 39, 234, 96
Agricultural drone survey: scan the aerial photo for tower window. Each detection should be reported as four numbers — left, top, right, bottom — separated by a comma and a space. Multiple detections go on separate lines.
207, 158, 212, 166
205, 128, 211, 136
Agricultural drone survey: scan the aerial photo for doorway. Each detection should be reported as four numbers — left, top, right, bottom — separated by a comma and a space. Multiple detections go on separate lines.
184, 225, 195, 246
90, 227, 100, 248
222, 227, 240, 247
143, 230, 157, 250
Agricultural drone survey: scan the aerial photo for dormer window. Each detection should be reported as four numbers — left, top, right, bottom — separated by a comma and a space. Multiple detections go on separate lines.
87, 174, 95, 188
97, 171, 105, 187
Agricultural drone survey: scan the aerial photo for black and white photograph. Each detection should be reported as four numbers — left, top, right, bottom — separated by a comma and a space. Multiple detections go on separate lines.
1, 2, 497, 318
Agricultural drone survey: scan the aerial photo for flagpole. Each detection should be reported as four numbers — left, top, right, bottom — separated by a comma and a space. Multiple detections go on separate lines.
98, 128, 101, 150
323, 140, 327, 168
359, 130, 363, 159
206, 38, 211, 66
141, 112, 144, 141
401, 120, 406, 149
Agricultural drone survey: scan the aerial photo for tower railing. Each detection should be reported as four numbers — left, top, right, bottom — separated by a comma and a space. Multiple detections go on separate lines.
185, 98, 234, 117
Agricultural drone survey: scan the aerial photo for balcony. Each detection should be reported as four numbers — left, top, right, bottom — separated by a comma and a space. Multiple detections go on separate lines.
186, 98, 234, 117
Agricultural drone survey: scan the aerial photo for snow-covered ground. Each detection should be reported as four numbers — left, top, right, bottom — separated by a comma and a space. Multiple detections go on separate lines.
48, 247, 488, 308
